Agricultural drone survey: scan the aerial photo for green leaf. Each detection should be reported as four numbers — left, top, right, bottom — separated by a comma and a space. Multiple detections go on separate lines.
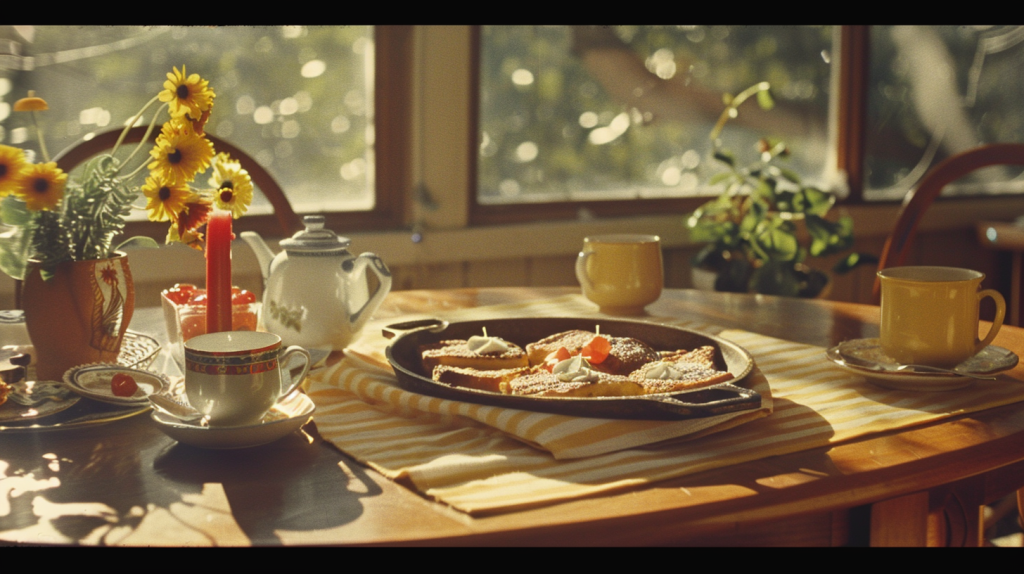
793, 186, 834, 216
115, 236, 160, 252
0, 196, 32, 226
753, 179, 775, 203
0, 221, 31, 281
833, 252, 880, 274
752, 219, 798, 262
779, 168, 802, 184
708, 171, 735, 186
713, 150, 735, 167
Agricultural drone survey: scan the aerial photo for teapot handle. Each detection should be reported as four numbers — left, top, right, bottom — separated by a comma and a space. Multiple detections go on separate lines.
346, 252, 393, 332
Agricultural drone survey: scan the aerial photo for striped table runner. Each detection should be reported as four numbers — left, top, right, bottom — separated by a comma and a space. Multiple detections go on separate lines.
306, 295, 1024, 514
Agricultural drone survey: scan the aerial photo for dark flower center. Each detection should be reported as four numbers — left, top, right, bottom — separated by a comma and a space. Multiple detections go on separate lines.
168, 149, 182, 165
159, 186, 171, 201
33, 177, 49, 193
219, 189, 234, 203
176, 84, 190, 100
0, 164, 7, 178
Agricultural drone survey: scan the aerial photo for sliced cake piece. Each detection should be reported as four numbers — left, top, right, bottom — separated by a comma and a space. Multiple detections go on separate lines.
420, 336, 529, 372
630, 346, 732, 393
432, 364, 534, 393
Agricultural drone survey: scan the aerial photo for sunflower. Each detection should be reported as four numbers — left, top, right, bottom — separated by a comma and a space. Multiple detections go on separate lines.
14, 162, 66, 211
141, 173, 192, 222
0, 145, 29, 196
148, 121, 214, 185
158, 65, 215, 121
208, 154, 254, 218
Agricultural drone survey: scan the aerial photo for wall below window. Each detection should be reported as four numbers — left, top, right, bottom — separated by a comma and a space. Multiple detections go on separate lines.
1, 198, 1018, 313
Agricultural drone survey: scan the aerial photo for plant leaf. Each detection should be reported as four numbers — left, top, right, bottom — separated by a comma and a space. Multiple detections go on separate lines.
114, 236, 160, 252
713, 150, 735, 167
833, 252, 879, 274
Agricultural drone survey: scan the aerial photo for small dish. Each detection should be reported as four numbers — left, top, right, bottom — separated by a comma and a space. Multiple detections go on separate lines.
150, 391, 316, 449
119, 331, 162, 370
0, 380, 80, 422
63, 364, 168, 406
826, 338, 1019, 391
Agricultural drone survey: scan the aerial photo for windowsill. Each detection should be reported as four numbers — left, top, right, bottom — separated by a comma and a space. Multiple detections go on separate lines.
3, 196, 1023, 301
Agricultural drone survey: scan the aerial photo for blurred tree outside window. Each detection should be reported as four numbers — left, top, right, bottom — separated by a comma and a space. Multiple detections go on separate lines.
864, 25, 1024, 200
477, 25, 834, 205
0, 25, 374, 219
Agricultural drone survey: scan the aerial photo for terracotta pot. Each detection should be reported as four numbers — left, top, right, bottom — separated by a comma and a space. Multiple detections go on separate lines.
22, 252, 135, 381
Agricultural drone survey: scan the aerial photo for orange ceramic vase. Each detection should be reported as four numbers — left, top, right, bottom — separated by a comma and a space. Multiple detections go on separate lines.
22, 253, 135, 381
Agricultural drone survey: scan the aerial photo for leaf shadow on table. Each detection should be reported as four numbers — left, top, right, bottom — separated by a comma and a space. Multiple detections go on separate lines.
150, 424, 384, 545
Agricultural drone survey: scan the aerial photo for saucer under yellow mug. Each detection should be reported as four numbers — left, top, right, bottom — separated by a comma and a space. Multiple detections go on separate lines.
877, 266, 1006, 368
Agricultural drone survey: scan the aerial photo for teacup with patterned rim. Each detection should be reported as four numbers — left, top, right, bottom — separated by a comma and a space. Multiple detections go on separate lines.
184, 331, 311, 426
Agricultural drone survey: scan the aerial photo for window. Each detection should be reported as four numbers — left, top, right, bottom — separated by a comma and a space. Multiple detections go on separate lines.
864, 25, 1024, 200
476, 26, 834, 212
0, 25, 406, 234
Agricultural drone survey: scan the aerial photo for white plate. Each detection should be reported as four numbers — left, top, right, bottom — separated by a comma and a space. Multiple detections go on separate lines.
64, 364, 168, 406
826, 338, 1019, 391
150, 391, 315, 449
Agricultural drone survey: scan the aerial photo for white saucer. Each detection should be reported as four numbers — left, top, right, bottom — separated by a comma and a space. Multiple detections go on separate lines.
64, 364, 168, 406
826, 338, 1019, 391
150, 391, 316, 449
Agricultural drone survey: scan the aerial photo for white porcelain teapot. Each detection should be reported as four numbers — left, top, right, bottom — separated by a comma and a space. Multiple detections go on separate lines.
240, 215, 392, 351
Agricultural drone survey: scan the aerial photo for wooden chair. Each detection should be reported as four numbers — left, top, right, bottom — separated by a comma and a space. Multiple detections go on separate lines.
52, 125, 302, 237
873, 142, 1024, 299
873, 142, 1024, 537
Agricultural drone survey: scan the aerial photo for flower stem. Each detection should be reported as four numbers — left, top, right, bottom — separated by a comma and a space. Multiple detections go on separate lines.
709, 82, 771, 143
119, 102, 169, 180
112, 95, 160, 156
31, 111, 51, 163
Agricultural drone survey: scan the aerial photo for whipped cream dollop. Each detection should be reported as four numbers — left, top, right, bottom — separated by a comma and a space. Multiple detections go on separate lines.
467, 335, 512, 355
644, 362, 692, 380
552, 355, 601, 383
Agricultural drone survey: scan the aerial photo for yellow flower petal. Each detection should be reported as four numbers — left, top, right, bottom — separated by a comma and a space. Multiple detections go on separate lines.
158, 65, 215, 120
13, 90, 48, 112
0, 145, 29, 196
142, 173, 192, 222
14, 162, 66, 211
148, 121, 214, 185
209, 155, 254, 218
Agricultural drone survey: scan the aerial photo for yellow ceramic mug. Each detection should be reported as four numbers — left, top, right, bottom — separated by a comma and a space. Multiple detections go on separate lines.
878, 266, 1006, 368
576, 234, 663, 315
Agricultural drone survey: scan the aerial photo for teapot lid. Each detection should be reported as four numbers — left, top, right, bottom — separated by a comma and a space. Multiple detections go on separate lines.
279, 215, 351, 252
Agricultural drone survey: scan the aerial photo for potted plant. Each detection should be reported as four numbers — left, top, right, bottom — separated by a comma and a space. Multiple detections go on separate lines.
685, 82, 875, 298
0, 66, 254, 379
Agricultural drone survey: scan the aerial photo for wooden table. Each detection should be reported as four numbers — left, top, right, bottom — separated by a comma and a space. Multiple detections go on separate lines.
3, 287, 1024, 547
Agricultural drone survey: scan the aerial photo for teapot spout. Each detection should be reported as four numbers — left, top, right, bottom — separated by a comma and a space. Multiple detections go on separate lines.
240, 231, 275, 284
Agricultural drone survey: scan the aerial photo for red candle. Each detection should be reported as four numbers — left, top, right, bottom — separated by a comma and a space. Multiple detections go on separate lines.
205, 209, 233, 334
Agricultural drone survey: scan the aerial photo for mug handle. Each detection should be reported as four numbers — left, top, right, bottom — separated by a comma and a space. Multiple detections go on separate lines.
575, 250, 594, 291
975, 289, 1007, 354
280, 346, 312, 397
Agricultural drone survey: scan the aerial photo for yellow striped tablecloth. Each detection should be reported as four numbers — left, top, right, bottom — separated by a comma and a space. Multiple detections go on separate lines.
305, 295, 1024, 514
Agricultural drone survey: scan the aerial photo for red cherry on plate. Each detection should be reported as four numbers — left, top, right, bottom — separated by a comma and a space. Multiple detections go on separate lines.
111, 372, 138, 397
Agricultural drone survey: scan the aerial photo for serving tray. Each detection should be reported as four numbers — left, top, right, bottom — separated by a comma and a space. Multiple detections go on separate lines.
384, 317, 760, 420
